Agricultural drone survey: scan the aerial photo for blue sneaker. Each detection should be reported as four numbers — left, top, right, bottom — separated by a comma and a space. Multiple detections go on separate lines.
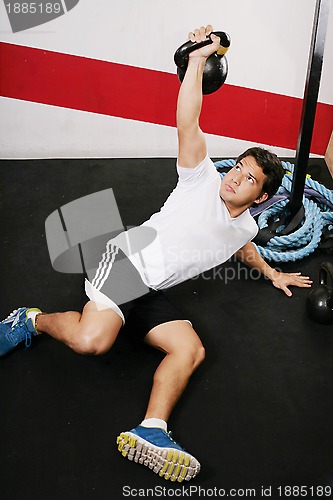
0, 307, 42, 357
116, 425, 200, 482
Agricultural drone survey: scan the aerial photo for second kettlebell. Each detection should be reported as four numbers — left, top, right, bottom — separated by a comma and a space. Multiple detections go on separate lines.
306, 261, 333, 324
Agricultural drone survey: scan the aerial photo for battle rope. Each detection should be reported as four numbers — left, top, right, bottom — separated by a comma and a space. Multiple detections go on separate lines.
214, 159, 333, 262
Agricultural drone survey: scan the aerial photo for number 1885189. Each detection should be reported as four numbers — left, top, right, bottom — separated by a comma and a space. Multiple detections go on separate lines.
5, 3, 62, 14
277, 485, 332, 497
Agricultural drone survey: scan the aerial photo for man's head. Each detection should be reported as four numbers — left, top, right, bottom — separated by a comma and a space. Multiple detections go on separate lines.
219, 147, 284, 217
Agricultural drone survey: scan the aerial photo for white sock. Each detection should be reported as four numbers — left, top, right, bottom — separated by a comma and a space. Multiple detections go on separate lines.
140, 418, 167, 432
27, 310, 41, 328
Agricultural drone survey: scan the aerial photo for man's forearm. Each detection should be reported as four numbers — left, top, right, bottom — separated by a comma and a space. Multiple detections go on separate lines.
176, 58, 206, 132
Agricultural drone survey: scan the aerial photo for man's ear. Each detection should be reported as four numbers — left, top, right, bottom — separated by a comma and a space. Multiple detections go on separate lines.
254, 192, 269, 205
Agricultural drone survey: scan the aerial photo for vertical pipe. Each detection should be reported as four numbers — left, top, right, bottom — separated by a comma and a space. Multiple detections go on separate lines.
289, 0, 330, 215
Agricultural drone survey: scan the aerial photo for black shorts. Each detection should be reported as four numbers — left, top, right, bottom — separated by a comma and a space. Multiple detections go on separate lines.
121, 289, 188, 340
85, 243, 188, 339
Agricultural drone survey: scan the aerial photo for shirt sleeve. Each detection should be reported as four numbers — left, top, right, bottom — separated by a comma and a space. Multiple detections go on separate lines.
177, 155, 219, 186
250, 223, 259, 240
238, 210, 259, 243
248, 215, 259, 241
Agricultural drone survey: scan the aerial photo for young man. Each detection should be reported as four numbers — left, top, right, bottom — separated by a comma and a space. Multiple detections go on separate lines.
0, 26, 312, 482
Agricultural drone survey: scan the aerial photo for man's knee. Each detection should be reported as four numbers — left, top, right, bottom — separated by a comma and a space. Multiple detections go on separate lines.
72, 326, 114, 356
179, 340, 205, 370
70, 305, 122, 355
193, 344, 206, 368
73, 335, 107, 355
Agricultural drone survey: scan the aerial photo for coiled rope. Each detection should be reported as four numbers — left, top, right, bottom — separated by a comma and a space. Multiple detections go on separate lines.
215, 159, 333, 262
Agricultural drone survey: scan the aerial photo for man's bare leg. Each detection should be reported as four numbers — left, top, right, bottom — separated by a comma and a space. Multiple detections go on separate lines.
116, 320, 204, 481
143, 320, 205, 422
36, 300, 123, 355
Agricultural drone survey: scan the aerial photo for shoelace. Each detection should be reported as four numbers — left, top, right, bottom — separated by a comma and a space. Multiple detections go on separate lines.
3, 309, 32, 347
3, 309, 20, 322
13, 323, 33, 348
24, 329, 33, 347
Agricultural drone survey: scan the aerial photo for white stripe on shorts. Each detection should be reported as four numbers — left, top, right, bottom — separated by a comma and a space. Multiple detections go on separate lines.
92, 242, 119, 290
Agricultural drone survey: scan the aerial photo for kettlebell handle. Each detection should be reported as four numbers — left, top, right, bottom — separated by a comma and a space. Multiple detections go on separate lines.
319, 261, 333, 308
174, 31, 231, 69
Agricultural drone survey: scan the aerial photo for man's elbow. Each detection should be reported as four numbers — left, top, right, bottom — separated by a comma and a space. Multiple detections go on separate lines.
235, 249, 244, 262
177, 122, 198, 138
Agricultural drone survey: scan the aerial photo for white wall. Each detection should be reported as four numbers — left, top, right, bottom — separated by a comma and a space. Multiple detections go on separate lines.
0, 0, 332, 159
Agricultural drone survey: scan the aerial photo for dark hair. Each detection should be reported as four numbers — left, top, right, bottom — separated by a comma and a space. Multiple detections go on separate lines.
236, 147, 284, 199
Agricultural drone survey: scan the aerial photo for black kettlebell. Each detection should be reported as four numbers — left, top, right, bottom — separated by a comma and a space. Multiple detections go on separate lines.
174, 31, 231, 95
306, 261, 333, 324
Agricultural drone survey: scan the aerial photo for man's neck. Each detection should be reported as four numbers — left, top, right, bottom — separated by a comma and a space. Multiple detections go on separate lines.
221, 197, 250, 218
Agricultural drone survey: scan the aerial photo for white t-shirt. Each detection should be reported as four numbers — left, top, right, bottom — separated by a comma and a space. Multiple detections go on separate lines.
113, 155, 258, 290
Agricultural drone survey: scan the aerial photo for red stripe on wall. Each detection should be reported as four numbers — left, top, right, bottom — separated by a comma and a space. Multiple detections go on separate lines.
0, 42, 332, 155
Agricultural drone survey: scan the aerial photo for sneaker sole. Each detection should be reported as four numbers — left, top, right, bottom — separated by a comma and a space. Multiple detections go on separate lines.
116, 431, 200, 482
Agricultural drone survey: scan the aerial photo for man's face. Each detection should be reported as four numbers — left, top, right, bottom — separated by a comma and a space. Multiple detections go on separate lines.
219, 155, 268, 217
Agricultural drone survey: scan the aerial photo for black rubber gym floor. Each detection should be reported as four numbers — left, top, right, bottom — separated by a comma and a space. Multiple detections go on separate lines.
1, 158, 333, 499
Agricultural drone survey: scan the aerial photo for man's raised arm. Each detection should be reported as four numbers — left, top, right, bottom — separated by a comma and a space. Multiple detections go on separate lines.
176, 26, 220, 169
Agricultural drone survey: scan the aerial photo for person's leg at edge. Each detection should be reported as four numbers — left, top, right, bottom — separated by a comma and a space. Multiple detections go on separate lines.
0, 301, 122, 356
117, 320, 205, 482
35, 301, 123, 355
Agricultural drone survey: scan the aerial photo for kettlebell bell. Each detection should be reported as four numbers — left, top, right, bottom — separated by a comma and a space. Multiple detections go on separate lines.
306, 261, 333, 324
174, 31, 231, 95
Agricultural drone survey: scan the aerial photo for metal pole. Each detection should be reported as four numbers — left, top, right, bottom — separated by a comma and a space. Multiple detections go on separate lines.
289, 0, 331, 215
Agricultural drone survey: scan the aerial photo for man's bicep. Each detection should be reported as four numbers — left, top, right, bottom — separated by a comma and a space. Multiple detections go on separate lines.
177, 127, 207, 169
